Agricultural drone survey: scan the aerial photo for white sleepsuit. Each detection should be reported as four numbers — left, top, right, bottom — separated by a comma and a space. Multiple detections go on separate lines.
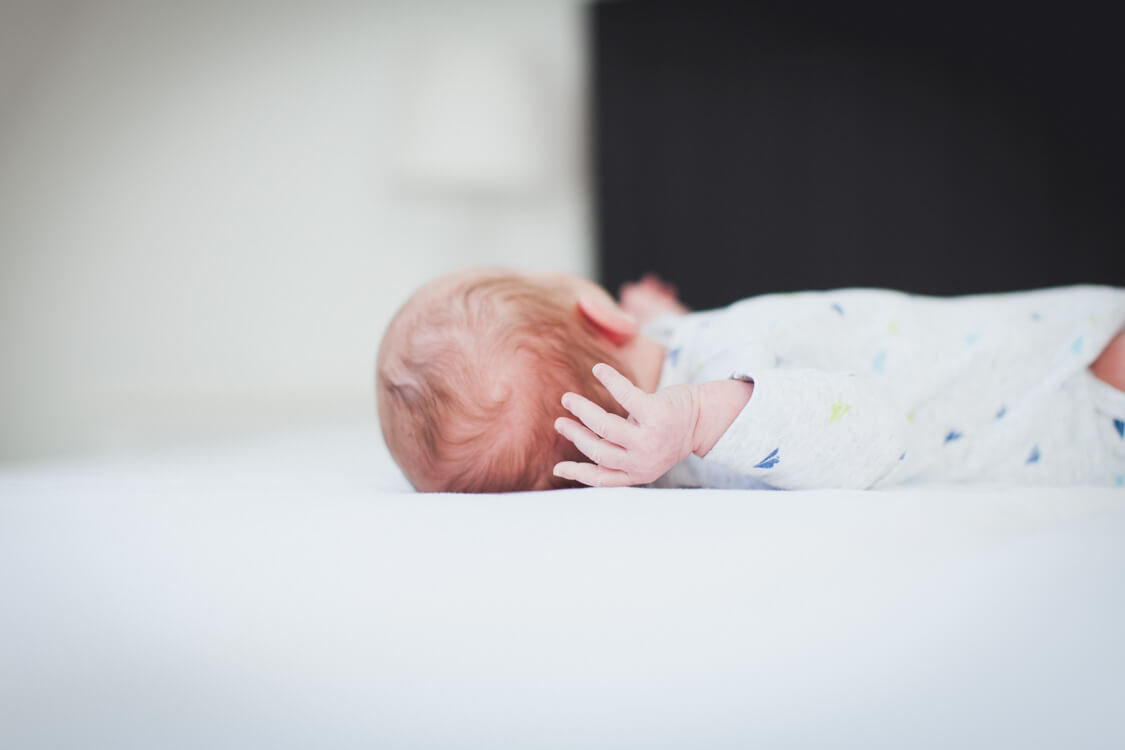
645, 285, 1125, 489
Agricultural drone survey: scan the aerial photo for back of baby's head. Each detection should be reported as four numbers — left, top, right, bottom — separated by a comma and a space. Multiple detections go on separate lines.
376, 271, 626, 492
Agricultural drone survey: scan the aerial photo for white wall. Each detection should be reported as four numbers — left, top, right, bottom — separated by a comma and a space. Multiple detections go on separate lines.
0, 0, 592, 462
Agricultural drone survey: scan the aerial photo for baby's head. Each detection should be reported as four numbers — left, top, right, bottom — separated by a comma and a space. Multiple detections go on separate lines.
376, 268, 638, 492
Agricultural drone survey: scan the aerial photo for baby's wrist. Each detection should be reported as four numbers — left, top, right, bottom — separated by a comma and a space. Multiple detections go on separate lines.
691, 379, 754, 457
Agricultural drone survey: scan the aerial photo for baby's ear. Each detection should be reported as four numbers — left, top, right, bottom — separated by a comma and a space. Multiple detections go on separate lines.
576, 294, 638, 344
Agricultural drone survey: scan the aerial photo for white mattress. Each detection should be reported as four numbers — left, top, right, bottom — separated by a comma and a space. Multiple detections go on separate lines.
1, 425, 1123, 749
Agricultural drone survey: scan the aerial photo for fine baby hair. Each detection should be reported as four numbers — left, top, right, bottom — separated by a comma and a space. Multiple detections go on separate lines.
376, 270, 632, 492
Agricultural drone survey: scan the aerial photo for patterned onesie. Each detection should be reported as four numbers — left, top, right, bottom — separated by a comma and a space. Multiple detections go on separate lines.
645, 285, 1125, 489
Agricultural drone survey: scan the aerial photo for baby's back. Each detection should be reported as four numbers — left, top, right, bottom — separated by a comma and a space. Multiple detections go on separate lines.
651, 285, 1125, 487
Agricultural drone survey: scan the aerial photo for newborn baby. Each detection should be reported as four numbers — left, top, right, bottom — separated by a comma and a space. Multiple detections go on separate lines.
377, 268, 1125, 491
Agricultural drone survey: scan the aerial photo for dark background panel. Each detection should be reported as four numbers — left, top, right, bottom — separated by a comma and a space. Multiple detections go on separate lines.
590, 0, 1125, 308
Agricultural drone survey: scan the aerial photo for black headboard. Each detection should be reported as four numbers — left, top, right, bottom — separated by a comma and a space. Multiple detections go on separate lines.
591, 0, 1125, 308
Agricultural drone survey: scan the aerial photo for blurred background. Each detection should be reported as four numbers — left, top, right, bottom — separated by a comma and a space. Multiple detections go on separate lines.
2, 0, 1123, 464
0, 0, 590, 462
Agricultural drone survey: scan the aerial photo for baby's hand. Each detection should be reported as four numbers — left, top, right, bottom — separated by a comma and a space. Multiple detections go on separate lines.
618, 273, 691, 323
553, 363, 700, 487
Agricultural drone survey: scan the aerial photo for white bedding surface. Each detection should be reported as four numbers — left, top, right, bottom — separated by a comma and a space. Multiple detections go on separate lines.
2, 425, 1123, 749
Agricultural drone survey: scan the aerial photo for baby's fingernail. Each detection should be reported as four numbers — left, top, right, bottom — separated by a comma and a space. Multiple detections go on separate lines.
554, 417, 565, 432
553, 464, 566, 477
561, 393, 571, 408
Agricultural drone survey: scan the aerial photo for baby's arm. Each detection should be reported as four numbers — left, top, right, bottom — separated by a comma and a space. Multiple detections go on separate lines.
701, 369, 906, 489
554, 364, 905, 490
552, 364, 751, 487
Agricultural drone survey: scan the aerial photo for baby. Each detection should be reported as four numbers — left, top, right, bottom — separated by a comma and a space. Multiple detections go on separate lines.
377, 268, 1125, 491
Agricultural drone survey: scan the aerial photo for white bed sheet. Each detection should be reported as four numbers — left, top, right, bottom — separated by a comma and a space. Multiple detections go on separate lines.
1, 425, 1123, 749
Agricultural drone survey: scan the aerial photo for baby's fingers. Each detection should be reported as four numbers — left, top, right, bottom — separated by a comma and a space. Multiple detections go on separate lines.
561, 391, 636, 446
553, 461, 634, 488
554, 417, 629, 470
592, 363, 648, 416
